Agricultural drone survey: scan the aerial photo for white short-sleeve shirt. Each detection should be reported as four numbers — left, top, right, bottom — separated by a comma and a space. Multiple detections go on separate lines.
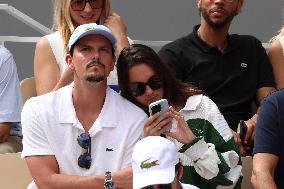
21, 83, 147, 177
0, 45, 23, 136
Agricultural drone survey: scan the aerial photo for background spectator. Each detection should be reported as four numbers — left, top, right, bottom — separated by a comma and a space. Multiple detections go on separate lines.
117, 44, 242, 189
34, 0, 129, 95
268, 25, 284, 89
0, 45, 23, 154
252, 89, 284, 189
132, 136, 199, 189
158, 0, 276, 155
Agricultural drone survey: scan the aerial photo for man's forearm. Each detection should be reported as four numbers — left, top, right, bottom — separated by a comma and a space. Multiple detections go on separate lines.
32, 169, 131, 189
34, 173, 105, 189
0, 123, 12, 143
252, 172, 277, 189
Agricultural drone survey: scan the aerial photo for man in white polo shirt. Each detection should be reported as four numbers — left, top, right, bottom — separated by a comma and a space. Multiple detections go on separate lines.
21, 23, 147, 189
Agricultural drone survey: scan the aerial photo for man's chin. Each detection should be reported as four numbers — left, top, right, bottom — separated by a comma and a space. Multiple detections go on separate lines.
207, 18, 228, 29
85, 75, 105, 83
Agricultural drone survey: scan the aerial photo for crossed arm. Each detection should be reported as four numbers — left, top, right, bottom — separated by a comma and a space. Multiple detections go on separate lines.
26, 155, 132, 189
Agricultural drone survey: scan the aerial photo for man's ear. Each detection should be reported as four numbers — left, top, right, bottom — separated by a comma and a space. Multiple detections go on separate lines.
236, 0, 244, 15
66, 54, 75, 70
110, 55, 116, 71
197, 0, 201, 9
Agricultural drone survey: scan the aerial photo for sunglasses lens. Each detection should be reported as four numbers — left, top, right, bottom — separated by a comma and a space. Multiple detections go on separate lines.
77, 133, 91, 149
128, 75, 163, 97
128, 83, 146, 97
77, 132, 92, 169
71, 0, 103, 11
71, 0, 86, 11
148, 76, 163, 90
89, 0, 103, 9
78, 153, 92, 169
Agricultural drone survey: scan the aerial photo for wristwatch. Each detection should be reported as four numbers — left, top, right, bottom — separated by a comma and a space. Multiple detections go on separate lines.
104, 171, 115, 189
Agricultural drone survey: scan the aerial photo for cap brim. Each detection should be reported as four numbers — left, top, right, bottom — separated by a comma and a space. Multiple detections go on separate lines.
133, 166, 175, 189
69, 29, 116, 51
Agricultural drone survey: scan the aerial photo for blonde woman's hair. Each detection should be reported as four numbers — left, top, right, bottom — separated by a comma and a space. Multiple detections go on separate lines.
52, 0, 110, 51
270, 8, 284, 43
270, 27, 284, 43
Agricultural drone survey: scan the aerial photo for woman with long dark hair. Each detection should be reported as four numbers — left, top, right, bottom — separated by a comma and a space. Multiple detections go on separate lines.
117, 44, 242, 189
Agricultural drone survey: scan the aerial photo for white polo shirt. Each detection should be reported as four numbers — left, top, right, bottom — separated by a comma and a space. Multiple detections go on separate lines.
21, 83, 147, 176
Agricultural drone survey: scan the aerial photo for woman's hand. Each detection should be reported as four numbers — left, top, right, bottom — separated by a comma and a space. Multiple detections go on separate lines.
52, 66, 74, 91
104, 12, 129, 54
144, 111, 172, 137
165, 106, 196, 144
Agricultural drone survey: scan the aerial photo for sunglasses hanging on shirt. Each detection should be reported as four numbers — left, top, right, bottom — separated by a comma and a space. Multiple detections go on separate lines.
77, 132, 92, 169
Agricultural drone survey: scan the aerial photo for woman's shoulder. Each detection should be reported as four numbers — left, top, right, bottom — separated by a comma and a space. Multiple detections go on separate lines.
268, 38, 284, 63
44, 31, 60, 39
185, 94, 215, 109
269, 37, 284, 54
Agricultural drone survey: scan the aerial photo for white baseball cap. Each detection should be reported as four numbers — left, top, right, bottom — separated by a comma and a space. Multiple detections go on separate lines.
68, 23, 116, 51
132, 136, 179, 189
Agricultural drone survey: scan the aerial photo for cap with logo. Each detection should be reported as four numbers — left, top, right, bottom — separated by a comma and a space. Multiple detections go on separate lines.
132, 136, 179, 189
68, 23, 116, 52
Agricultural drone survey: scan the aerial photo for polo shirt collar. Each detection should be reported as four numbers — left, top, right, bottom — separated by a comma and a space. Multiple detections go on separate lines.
59, 84, 119, 132
59, 83, 77, 124
181, 94, 203, 111
91, 87, 119, 129
191, 25, 239, 53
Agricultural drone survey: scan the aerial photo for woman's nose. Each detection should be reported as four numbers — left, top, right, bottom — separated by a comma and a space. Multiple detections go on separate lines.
83, 2, 93, 12
144, 85, 154, 95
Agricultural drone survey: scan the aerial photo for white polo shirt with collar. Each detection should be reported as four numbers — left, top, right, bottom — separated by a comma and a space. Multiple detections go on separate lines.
21, 83, 147, 176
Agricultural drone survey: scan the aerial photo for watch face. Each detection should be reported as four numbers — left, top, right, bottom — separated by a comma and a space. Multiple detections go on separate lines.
104, 181, 114, 189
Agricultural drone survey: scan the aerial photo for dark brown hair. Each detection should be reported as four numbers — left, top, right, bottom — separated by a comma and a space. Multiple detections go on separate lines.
117, 44, 202, 112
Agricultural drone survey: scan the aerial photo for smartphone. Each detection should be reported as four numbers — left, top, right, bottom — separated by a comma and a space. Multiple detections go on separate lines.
239, 119, 254, 155
149, 99, 169, 116
239, 120, 247, 142
148, 99, 176, 133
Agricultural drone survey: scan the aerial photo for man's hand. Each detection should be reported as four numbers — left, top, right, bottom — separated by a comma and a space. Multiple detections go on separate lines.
0, 123, 12, 143
112, 167, 132, 189
238, 114, 257, 145
233, 114, 258, 156
232, 130, 247, 156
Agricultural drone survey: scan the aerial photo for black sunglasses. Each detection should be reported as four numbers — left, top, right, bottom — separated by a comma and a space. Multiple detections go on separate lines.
128, 75, 163, 97
71, 0, 104, 11
77, 132, 92, 169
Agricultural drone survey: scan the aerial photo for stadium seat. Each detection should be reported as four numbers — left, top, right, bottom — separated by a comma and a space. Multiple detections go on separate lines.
20, 77, 36, 103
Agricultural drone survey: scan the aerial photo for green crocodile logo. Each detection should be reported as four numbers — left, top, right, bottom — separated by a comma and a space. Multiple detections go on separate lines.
85, 27, 97, 31
140, 158, 159, 169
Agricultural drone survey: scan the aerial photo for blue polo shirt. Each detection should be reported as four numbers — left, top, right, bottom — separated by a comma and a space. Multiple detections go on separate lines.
253, 89, 284, 188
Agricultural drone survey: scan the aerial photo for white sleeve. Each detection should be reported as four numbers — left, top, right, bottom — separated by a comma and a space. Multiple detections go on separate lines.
21, 99, 53, 158
178, 95, 242, 187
